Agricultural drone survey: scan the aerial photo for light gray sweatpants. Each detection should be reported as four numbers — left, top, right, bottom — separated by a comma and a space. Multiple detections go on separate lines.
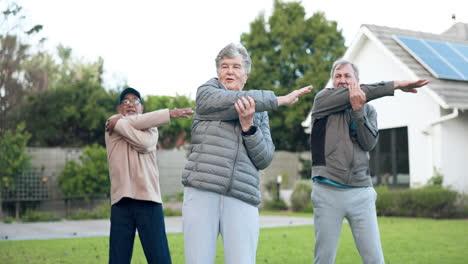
182, 187, 259, 264
311, 182, 385, 264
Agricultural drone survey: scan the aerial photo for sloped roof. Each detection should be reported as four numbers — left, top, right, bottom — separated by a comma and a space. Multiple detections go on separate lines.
363, 23, 468, 110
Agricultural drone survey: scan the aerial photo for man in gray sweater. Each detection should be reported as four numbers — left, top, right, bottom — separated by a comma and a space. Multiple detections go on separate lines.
310, 59, 428, 264
181, 43, 312, 264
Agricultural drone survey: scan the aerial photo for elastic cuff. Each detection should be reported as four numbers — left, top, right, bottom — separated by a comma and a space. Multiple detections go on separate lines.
242, 125, 257, 136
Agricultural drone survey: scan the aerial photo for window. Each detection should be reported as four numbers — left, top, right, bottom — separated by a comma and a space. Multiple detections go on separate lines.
369, 127, 409, 187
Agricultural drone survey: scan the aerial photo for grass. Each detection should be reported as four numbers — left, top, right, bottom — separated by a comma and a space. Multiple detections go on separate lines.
260, 210, 313, 217
0, 217, 467, 264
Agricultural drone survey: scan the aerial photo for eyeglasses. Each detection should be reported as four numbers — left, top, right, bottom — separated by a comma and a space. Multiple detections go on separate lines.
121, 99, 141, 106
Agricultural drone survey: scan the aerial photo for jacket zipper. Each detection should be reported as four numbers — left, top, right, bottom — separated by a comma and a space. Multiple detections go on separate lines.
346, 109, 354, 185
346, 145, 355, 184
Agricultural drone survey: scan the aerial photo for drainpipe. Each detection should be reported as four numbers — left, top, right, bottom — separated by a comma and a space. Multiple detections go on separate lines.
430, 108, 459, 126
422, 108, 459, 135
421, 108, 459, 183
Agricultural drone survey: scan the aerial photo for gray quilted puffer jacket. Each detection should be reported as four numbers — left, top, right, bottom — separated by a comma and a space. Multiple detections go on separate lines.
182, 78, 278, 206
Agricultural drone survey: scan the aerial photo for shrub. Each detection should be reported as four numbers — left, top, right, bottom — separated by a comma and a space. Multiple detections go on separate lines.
3, 216, 15, 224
68, 209, 96, 220
409, 186, 457, 218
176, 191, 184, 202
58, 144, 109, 199
162, 195, 171, 203
455, 193, 468, 217
298, 158, 312, 180
0, 123, 32, 196
290, 180, 313, 213
263, 199, 288, 211
427, 168, 443, 186
376, 185, 462, 218
262, 179, 289, 211
94, 202, 111, 218
22, 209, 60, 222
161, 191, 184, 203
163, 207, 182, 216
375, 185, 398, 216
68, 202, 110, 220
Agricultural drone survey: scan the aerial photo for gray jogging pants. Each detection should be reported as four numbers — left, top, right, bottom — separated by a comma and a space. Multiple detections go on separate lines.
182, 187, 259, 264
311, 181, 385, 264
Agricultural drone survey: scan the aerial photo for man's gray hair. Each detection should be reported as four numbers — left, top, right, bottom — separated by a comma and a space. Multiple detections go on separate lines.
215, 43, 252, 74
330, 59, 359, 80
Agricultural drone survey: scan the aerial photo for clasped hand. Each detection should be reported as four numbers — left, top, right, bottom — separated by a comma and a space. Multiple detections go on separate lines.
349, 80, 366, 110
234, 96, 255, 132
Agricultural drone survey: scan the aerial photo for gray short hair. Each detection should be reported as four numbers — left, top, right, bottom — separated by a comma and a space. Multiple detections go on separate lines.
215, 43, 252, 74
330, 59, 359, 80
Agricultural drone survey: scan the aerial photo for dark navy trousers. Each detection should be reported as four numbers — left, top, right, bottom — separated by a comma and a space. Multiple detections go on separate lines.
109, 198, 172, 264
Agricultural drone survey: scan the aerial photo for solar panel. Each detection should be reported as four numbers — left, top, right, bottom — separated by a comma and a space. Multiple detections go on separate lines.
426, 39, 468, 80
451, 43, 468, 59
393, 35, 468, 81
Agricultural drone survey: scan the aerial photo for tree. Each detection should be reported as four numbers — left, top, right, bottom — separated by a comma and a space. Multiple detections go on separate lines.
144, 95, 195, 149
240, 0, 346, 151
17, 49, 193, 148
19, 80, 117, 147
14, 44, 118, 147
58, 144, 109, 199
43, 44, 105, 91
0, 1, 43, 130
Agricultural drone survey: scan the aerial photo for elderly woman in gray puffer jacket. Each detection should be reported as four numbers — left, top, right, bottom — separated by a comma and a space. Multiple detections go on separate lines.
181, 42, 312, 264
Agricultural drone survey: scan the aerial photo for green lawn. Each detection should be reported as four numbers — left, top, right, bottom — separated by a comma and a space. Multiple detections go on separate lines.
0, 217, 466, 264
260, 210, 313, 218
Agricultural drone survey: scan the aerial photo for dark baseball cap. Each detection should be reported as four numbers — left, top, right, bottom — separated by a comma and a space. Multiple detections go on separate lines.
119, 87, 144, 105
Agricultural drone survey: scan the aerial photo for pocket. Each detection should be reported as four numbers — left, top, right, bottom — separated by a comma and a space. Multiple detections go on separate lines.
183, 187, 194, 206
326, 137, 352, 175
371, 187, 377, 201
353, 147, 370, 172
311, 183, 320, 205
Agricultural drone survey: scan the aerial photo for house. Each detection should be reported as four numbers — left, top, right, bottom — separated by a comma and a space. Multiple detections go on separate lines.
302, 23, 468, 194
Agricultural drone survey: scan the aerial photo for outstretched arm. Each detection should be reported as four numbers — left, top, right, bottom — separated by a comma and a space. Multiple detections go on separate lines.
169, 108, 193, 119
349, 79, 429, 151
196, 78, 312, 121
394, 79, 429, 93
106, 108, 193, 135
277, 85, 313, 106
105, 108, 193, 153
312, 79, 429, 118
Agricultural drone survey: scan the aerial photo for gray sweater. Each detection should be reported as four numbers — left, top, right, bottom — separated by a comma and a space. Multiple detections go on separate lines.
182, 78, 278, 206
310, 81, 395, 186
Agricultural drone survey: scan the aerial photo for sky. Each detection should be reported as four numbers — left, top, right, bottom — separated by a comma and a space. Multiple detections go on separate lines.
11, 0, 468, 99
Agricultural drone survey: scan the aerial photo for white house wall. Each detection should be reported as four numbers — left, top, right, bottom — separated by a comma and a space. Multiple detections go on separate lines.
439, 110, 468, 193
348, 37, 440, 188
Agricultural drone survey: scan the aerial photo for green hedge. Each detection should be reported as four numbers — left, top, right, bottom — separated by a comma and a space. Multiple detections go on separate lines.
15, 202, 183, 222
281, 181, 468, 218
68, 203, 111, 220
22, 209, 61, 222
375, 185, 468, 218
263, 199, 289, 211
290, 180, 313, 213
163, 207, 182, 217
